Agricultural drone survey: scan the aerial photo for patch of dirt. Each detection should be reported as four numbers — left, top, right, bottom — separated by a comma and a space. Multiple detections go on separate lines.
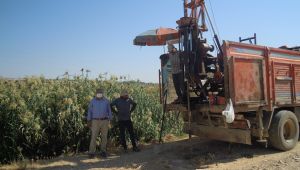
2, 136, 300, 170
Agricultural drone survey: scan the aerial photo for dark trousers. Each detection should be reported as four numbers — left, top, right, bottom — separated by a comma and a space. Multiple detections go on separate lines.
118, 120, 137, 149
172, 72, 185, 100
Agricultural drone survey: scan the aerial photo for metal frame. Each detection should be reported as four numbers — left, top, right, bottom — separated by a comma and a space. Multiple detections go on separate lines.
223, 41, 300, 110
239, 33, 257, 45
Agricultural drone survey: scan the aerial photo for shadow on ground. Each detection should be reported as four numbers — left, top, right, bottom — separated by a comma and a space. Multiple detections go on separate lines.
23, 137, 279, 170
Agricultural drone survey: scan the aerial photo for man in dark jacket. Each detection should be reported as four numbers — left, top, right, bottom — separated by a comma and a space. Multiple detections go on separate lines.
111, 90, 140, 152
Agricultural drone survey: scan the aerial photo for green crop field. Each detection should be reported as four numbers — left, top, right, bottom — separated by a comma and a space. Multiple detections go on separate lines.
0, 76, 183, 164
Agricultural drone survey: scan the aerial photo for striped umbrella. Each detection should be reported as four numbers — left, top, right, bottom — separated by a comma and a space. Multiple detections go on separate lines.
133, 27, 179, 46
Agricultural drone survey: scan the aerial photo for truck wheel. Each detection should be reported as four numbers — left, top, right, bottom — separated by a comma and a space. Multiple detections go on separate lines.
269, 110, 299, 151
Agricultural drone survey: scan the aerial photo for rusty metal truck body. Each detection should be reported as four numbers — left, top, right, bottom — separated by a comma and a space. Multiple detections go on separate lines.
160, 41, 300, 150
133, 0, 300, 151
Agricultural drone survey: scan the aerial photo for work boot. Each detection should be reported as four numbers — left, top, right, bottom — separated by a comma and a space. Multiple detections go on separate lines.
100, 151, 107, 158
88, 153, 96, 159
124, 148, 128, 153
133, 147, 140, 152
122, 145, 128, 153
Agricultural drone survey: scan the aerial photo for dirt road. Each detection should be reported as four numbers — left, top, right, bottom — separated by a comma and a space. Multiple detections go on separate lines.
2, 137, 300, 170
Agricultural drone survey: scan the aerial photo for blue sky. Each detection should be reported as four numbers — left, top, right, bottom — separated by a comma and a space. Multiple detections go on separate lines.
0, 0, 299, 82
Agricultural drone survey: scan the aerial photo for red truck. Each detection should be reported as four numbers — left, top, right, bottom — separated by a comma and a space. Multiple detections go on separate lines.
161, 41, 300, 151
134, 0, 300, 151
158, 0, 300, 151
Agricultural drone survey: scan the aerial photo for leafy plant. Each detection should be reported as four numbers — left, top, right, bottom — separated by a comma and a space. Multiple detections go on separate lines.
0, 76, 183, 163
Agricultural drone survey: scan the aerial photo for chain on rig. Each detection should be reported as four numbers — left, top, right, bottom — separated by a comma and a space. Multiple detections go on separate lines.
176, 0, 224, 103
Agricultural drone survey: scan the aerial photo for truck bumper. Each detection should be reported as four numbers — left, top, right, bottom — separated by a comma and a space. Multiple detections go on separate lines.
184, 123, 252, 145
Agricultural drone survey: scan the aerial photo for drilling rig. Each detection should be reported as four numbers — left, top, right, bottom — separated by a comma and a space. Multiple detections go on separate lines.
137, 0, 300, 151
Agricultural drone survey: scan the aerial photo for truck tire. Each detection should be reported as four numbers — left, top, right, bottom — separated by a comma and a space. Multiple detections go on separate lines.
269, 110, 299, 151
